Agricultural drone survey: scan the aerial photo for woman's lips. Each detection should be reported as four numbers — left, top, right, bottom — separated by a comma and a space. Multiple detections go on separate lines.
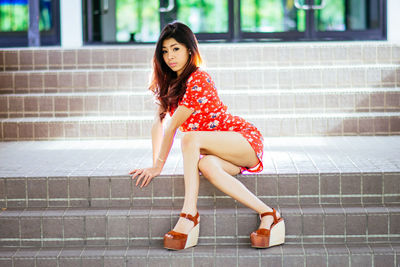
169, 63, 177, 68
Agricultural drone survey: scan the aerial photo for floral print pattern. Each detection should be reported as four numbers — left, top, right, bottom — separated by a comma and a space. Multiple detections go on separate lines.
170, 69, 264, 173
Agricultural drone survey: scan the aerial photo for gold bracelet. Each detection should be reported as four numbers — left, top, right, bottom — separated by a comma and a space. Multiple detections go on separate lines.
157, 157, 165, 162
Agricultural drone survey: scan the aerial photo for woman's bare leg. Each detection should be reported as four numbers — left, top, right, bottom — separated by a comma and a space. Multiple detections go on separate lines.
172, 131, 279, 234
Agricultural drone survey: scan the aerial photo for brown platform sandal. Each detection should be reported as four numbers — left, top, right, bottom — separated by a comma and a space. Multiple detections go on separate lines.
250, 208, 285, 248
164, 212, 200, 250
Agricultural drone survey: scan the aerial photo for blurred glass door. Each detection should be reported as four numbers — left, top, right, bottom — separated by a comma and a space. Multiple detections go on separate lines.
0, 0, 60, 47
85, 0, 230, 43
84, 0, 386, 44
240, 0, 386, 41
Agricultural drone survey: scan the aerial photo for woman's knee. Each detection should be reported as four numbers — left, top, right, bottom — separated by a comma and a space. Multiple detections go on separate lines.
198, 155, 219, 181
181, 132, 199, 151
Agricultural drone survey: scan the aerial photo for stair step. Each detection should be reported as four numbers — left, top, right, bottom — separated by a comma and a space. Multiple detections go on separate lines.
1, 113, 400, 140
1, 137, 399, 208
1, 42, 399, 71
0, 204, 399, 247
0, 243, 398, 267
0, 64, 399, 94
0, 88, 399, 118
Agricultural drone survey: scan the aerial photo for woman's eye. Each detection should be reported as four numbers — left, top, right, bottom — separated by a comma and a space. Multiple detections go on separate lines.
173, 47, 179, 51
162, 50, 167, 54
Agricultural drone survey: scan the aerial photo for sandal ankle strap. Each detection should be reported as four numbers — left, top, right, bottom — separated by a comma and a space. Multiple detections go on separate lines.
260, 208, 278, 224
180, 212, 200, 226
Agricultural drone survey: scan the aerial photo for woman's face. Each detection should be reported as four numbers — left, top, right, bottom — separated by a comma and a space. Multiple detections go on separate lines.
162, 38, 190, 76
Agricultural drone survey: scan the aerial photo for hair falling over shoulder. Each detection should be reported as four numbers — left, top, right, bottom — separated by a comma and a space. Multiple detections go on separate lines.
149, 21, 202, 121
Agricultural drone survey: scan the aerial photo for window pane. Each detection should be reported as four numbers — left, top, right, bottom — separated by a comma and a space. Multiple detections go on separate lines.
241, 0, 304, 32
315, 0, 381, 32
176, 0, 228, 33
116, 0, 159, 42
0, 0, 53, 32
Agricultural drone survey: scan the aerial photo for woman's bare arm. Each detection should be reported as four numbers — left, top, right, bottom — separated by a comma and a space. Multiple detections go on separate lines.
130, 105, 194, 187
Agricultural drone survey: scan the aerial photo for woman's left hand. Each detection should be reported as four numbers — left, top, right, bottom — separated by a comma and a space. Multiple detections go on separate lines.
129, 167, 161, 188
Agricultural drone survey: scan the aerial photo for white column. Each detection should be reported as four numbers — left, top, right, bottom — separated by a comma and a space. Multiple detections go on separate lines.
387, 0, 400, 43
60, 0, 83, 47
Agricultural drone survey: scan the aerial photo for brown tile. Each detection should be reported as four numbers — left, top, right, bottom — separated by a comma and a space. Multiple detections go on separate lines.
48, 50, 62, 66
92, 50, 106, 65
278, 175, 298, 196
64, 217, 85, 240
18, 123, 33, 139
341, 174, 361, 195
105, 50, 119, 65
107, 216, 128, 245
346, 214, 367, 236
63, 50, 76, 66
374, 117, 389, 133
4, 122, 18, 139
362, 174, 382, 195
72, 72, 87, 89
27, 179, 47, 203
299, 174, 319, 196
119, 49, 135, 64
110, 177, 131, 199
359, 118, 374, 134
102, 71, 117, 88
90, 177, 110, 199
390, 117, 400, 133
33, 50, 48, 67
69, 97, 84, 113
49, 122, 64, 138
88, 72, 102, 88
96, 123, 111, 138
368, 214, 388, 235
110, 122, 127, 138
44, 73, 57, 88
77, 50, 91, 66
117, 72, 132, 89
58, 73, 73, 88
79, 123, 96, 138
54, 96, 68, 112
128, 216, 149, 239
19, 51, 33, 69
48, 178, 68, 199
34, 122, 49, 139
4, 51, 18, 66
343, 118, 358, 135
8, 96, 23, 113
38, 97, 54, 112
29, 73, 43, 90
43, 217, 63, 240
0, 73, 13, 89
64, 123, 80, 138
86, 217, 106, 244
24, 97, 39, 112
390, 214, 400, 234
20, 217, 41, 242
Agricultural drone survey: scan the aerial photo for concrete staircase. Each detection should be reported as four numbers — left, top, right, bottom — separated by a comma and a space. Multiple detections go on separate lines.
0, 43, 399, 266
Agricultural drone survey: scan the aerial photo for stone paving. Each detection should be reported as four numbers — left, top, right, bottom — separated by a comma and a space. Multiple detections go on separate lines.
1, 136, 399, 178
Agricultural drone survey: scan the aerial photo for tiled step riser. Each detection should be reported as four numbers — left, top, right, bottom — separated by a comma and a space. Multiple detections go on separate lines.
1, 91, 400, 118
1, 174, 399, 209
1, 206, 399, 247
1, 66, 399, 95
0, 244, 398, 267
1, 44, 399, 71
2, 116, 400, 141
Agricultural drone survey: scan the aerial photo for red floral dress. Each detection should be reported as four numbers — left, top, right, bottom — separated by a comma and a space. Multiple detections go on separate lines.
170, 69, 264, 173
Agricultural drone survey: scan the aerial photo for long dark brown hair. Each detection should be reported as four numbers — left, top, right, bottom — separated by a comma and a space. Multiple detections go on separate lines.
149, 21, 202, 120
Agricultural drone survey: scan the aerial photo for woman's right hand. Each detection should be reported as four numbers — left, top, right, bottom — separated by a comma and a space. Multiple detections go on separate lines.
129, 166, 161, 188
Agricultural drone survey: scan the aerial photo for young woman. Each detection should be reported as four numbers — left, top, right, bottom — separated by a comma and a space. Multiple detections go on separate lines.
129, 22, 285, 250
